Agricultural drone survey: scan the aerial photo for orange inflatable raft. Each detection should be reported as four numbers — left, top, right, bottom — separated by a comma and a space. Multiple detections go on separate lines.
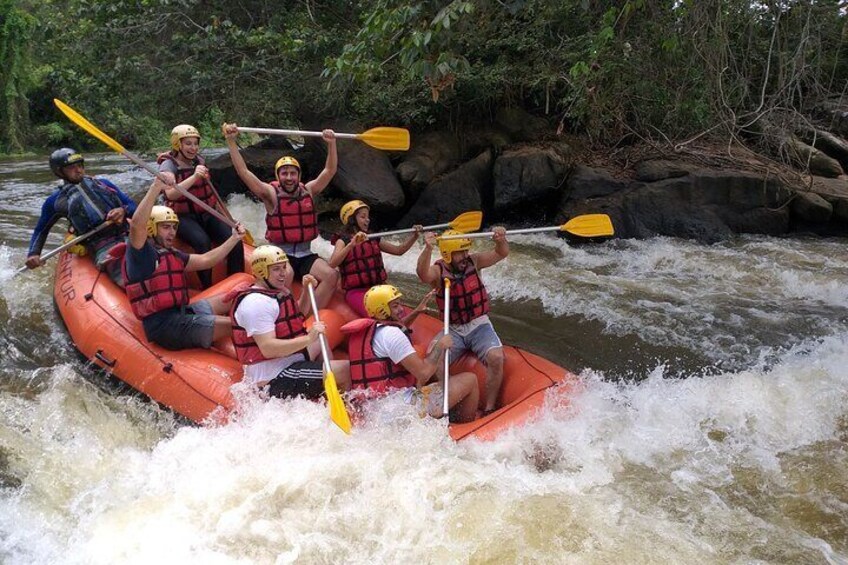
53, 245, 576, 441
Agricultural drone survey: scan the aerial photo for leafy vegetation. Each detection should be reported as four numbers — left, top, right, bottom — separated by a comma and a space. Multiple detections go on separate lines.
2, 0, 847, 158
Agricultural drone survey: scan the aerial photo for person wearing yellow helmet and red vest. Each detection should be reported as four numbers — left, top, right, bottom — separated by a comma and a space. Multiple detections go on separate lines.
328, 199, 424, 318
229, 245, 351, 398
341, 284, 478, 422
157, 124, 245, 289
121, 179, 247, 350
25, 148, 137, 287
222, 123, 339, 309
416, 226, 508, 415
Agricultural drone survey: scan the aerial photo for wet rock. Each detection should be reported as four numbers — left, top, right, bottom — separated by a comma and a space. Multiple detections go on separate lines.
791, 191, 833, 224
396, 131, 462, 200
492, 143, 573, 212
397, 150, 493, 228
565, 164, 631, 200
634, 159, 693, 182
328, 141, 405, 213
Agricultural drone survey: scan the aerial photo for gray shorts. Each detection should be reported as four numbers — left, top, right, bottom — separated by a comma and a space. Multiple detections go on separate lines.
433, 320, 503, 366
142, 299, 216, 351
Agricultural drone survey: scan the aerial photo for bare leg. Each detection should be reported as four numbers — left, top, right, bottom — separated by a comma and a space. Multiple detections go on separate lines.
330, 360, 351, 392
309, 258, 339, 309
447, 371, 479, 423
211, 315, 233, 341
483, 347, 504, 412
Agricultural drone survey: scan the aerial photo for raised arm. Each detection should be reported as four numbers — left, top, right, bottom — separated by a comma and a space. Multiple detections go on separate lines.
222, 123, 276, 209
328, 232, 367, 268
379, 225, 422, 256
416, 231, 441, 287
304, 129, 337, 197
185, 223, 246, 271
159, 163, 209, 202
129, 181, 164, 250
472, 226, 509, 269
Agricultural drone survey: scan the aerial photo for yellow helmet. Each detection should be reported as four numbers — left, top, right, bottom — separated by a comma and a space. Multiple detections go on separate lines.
170, 124, 201, 151
340, 200, 369, 225
251, 245, 289, 280
364, 284, 403, 320
274, 156, 301, 175
147, 206, 180, 237
438, 229, 472, 263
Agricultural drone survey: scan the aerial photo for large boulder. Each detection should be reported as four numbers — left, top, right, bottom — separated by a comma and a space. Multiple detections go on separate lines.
325, 140, 405, 214
495, 108, 551, 142
634, 159, 693, 182
492, 143, 573, 213
785, 137, 844, 178
395, 131, 462, 200
564, 164, 632, 200
791, 191, 833, 224
397, 150, 493, 227
810, 130, 848, 171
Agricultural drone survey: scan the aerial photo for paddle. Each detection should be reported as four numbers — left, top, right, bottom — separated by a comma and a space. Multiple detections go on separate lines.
367, 211, 483, 240
442, 278, 451, 418
238, 126, 410, 152
305, 282, 352, 434
15, 221, 114, 275
439, 214, 615, 240
205, 175, 256, 246
53, 99, 236, 230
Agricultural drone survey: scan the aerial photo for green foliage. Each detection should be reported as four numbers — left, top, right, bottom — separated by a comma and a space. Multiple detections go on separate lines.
3, 0, 847, 154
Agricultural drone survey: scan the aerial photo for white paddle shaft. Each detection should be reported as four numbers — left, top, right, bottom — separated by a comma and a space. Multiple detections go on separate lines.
366, 221, 450, 240
16, 221, 114, 275
439, 226, 560, 240
306, 284, 333, 375
239, 127, 358, 140
443, 279, 450, 417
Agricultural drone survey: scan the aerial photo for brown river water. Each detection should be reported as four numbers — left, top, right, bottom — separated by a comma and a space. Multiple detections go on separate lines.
0, 153, 846, 563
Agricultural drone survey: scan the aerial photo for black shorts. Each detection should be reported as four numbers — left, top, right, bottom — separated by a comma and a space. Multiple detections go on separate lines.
267, 360, 325, 399
288, 253, 320, 279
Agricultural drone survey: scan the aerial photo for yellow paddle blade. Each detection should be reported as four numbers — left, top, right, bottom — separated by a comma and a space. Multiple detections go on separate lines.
325, 370, 352, 434
562, 214, 615, 238
54, 99, 126, 154
357, 127, 410, 151
448, 211, 483, 233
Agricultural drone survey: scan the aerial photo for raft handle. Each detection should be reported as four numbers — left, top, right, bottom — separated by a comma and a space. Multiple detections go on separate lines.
162, 363, 173, 373
94, 349, 117, 368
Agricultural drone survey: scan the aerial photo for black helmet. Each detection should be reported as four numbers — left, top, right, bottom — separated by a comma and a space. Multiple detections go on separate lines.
49, 148, 84, 177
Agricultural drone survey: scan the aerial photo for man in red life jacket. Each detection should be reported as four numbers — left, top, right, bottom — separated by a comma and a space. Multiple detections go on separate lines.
416, 227, 508, 415
230, 245, 350, 398
122, 179, 246, 350
222, 122, 339, 309
343, 284, 478, 422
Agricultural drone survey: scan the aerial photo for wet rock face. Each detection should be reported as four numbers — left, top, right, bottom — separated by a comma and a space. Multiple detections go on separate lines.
208, 117, 848, 241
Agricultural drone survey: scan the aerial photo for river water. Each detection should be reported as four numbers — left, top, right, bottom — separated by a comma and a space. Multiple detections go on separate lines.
0, 153, 846, 564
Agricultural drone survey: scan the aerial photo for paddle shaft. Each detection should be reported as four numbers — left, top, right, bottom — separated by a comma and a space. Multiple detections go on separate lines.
306, 284, 333, 375
440, 226, 560, 240
16, 221, 115, 274
366, 221, 451, 240
239, 127, 358, 141
443, 279, 450, 416
122, 149, 236, 229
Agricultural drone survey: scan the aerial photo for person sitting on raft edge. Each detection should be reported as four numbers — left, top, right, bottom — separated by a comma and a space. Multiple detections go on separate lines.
157, 124, 245, 289
229, 245, 351, 399
416, 226, 508, 415
121, 178, 247, 351
329, 199, 424, 318
25, 148, 137, 287
222, 122, 339, 310
342, 284, 479, 423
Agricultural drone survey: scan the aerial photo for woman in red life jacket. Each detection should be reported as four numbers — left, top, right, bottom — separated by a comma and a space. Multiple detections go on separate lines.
229, 245, 350, 398
157, 124, 245, 289
416, 227, 508, 415
222, 122, 339, 310
343, 284, 478, 422
122, 179, 247, 351
328, 199, 424, 318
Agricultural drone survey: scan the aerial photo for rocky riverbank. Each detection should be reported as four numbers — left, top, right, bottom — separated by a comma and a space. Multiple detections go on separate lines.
208, 107, 848, 242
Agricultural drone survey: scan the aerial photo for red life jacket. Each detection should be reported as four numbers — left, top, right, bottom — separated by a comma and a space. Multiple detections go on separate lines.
229, 287, 307, 365
265, 182, 318, 245
122, 244, 190, 320
157, 153, 219, 215
338, 235, 388, 290
343, 318, 416, 393
435, 259, 490, 325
